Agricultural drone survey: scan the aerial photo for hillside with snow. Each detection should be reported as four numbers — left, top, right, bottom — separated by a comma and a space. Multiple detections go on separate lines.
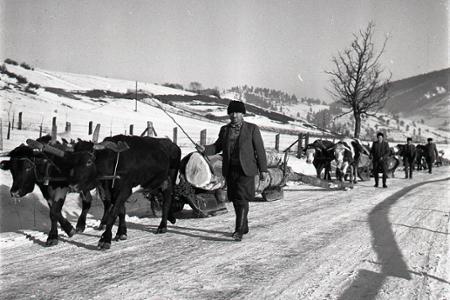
385, 68, 449, 129
0, 62, 339, 154
223, 71, 450, 143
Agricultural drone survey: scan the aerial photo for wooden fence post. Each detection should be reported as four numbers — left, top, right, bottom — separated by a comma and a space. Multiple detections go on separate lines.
18, 112, 22, 130
305, 133, 310, 148
88, 121, 93, 135
51, 117, 57, 142
173, 127, 178, 145
147, 121, 156, 136
297, 133, 304, 158
39, 123, 43, 138
11, 114, 14, 130
129, 124, 134, 135
93, 124, 100, 143
275, 133, 280, 152
65, 122, 71, 133
7, 122, 10, 140
200, 129, 207, 146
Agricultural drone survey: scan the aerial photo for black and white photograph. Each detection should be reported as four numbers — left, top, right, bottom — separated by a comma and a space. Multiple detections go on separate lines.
0, 0, 449, 299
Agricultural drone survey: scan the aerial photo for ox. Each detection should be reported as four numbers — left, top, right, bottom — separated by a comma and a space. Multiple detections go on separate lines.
304, 139, 335, 180
415, 144, 428, 171
0, 137, 95, 246
69, 135, 181, 250
332, 138, 369, 183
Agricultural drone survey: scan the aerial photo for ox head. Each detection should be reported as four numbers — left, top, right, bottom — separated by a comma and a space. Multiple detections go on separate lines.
69, 140, 128, 192
69, 151, 97, 192
392, 145, 402, 156
333, 143, 351, 170
1, 139, 69, 198
1, 145, 39, 197
305, 148, 316, 164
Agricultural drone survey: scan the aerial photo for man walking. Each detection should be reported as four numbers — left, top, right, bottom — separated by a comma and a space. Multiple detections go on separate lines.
197, 100, 268, 241
370, 132, 390, 188
424, 138, 439, 174
403, 137, 416, 179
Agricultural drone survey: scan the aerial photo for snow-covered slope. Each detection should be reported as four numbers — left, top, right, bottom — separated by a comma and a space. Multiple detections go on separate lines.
4, 64, 196, 95
0, 63, 331, 154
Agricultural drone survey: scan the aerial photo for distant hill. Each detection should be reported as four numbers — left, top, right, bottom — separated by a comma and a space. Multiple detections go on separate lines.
384, 68, 449, 128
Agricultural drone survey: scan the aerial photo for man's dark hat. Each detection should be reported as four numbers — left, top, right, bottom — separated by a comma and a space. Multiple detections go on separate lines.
407, 137, 412, 142
377, 132, 384, 137
227, 101, 246, 114
427, 138, 433, 142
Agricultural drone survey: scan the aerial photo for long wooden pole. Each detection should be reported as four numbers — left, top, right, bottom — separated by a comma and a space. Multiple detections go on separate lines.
152, 99, 214, 172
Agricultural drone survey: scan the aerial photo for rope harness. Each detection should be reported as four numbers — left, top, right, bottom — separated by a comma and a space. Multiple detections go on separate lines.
15, 157, 66, 184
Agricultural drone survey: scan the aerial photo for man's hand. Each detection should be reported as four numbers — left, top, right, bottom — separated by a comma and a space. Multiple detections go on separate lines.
195, 144, 205, 153
260, 171, 269, 181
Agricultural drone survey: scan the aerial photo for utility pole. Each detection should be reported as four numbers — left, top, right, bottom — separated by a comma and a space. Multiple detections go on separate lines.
135, 81, 138, 112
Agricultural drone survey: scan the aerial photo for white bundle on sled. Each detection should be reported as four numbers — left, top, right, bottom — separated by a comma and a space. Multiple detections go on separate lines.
185, 152, 225, 190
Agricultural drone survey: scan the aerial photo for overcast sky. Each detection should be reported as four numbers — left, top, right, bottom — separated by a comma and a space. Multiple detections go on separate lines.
1, 0, 448, 100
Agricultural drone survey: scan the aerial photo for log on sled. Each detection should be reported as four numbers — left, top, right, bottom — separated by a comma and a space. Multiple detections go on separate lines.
182, 152, 352, 204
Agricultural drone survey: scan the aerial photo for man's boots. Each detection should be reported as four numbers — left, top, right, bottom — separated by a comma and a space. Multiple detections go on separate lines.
232, 205, 248, 241
242, 206, 249, 234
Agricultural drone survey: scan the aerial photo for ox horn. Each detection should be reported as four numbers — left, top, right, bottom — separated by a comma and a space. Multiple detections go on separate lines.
94, 140, 130, 152
42, 144, 65, 157
26, 139, 44, 150
93, 140, 113, 150
342, 145, 351, 152
26, 139, 65, 157
327, 144, 337, 151
93, 141, 118, 151
0, 151, 10, 157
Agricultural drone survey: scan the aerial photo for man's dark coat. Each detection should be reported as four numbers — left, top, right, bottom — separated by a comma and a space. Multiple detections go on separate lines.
204, 121, 268, 176
403, 144, 417, 162
370, 140, 391, 162
424, 142, 439, 162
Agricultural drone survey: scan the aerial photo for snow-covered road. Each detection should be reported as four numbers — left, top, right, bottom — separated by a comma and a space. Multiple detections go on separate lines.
0, 167, 449, 300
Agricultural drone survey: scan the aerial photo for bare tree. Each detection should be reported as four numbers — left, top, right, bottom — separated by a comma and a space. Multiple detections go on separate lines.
189, 81, 203, 92
326, 22, 391, 138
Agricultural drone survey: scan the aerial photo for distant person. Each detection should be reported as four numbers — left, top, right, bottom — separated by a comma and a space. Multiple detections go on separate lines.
370, 132, 390, 188
196, 100, 268, 241
403, 137, 416, 179
424, 138, 439, 174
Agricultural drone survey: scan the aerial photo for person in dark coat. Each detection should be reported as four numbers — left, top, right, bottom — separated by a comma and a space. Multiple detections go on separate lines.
197, 100, 268, 241
424, 138, 439, 174
370, 132, 391, 188
403, 137, 416, 179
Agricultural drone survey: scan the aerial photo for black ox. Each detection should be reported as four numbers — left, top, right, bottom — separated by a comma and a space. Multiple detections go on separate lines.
69, 135, 181, 250
304, 139, 335, 180
0, 136, 96, 246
